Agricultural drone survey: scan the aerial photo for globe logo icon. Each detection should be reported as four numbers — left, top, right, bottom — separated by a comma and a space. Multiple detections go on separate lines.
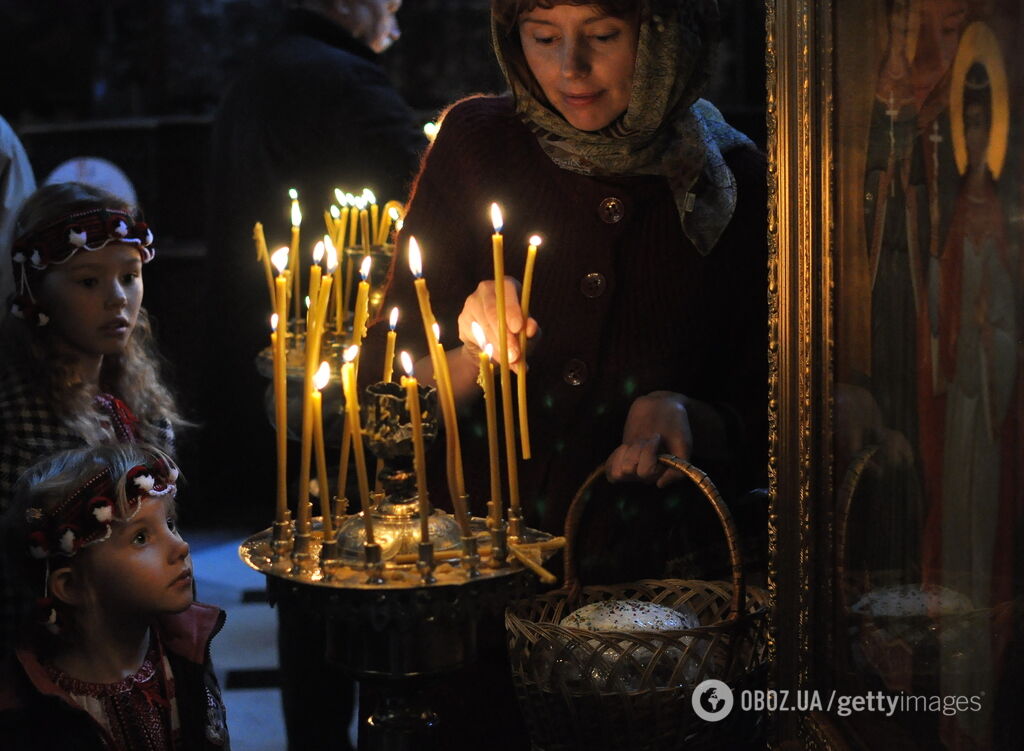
692, 679, 734, 722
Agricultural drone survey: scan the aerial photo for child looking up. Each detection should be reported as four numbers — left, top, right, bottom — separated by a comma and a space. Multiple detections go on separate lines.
0, 444, 229, 750
0, 182, 185, 509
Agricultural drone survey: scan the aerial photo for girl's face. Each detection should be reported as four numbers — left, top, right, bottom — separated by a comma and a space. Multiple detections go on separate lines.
78, 495, 193, 620
38, 243, 143, 360
518, 4, 640, 132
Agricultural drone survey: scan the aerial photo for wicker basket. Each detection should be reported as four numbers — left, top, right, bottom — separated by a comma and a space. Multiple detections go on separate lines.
506, 455, 770, 751
836, 445, 992, 693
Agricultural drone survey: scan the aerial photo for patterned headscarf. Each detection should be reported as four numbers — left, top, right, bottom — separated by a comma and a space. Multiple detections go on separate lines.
492, 0, 753, 255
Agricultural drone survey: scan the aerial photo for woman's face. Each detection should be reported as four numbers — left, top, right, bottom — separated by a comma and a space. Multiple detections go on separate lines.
518, 4, 640, 132
38, 243, 143, 360
345, 0, 402, 53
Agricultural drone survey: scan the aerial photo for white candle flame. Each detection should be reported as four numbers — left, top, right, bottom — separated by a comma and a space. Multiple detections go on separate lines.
490, 203, 503, 233
288, 188, 298, 200
343, 345, 360, 363
408, 237, 422, 277
330, 204, 340, 219
423, 121, 439, 142
484, 343, 494, 360
324, 236, 339, 273
312, 240, 325, 263
334, 188, 347, 206
359, 254, 372, 280
291, 198, 302, 227
271, 313, 279, 331
400, 350, 414, 376
432, 322, 441, 343
389, 306, 399, 330
362, 188, 377, 205
271, 247, 290, 272
314, 361, 330, 391
388, 206, 401, 221
529, 234, 542, 247
305, 295, 311, 310
471, 321, 487, 350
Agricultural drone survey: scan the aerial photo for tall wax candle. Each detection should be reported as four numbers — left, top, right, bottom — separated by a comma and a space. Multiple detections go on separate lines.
383, 307, 399, 382
272, 250, 290, 523
432, 323, 465, 499
472, 324, 502, 527
401, 352, 430, 543
517, 235, 541, 459
341, 347, 374, 542
312, 362, 333, 540
255, 222, 275, 310
490, 203, 521, 518
308, 240, 324, 315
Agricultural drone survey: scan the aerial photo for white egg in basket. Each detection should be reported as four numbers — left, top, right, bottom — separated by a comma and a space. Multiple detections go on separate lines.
560, 599, 700, 632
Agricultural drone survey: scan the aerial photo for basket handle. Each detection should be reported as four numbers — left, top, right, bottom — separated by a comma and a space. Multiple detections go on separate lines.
562, 454, 746, 622
834, 444, 880, 606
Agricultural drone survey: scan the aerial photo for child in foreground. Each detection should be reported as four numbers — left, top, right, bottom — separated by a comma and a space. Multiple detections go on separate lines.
0, 445, 229, 750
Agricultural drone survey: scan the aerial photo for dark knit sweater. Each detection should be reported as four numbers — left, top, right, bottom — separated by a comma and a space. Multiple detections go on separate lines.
364, 95, 767, 561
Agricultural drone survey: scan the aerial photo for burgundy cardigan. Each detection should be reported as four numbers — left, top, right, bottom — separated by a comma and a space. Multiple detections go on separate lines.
363, 95, 768, 544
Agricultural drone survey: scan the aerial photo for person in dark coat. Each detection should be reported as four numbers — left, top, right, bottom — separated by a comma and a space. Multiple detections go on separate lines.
206, 3, 425, 749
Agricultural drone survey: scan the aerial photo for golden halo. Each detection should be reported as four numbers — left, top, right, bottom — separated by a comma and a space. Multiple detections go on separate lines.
949, 22, 1009, 179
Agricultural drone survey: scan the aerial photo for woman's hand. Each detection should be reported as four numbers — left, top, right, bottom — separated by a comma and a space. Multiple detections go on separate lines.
605, 391, 693, 488
457, 277, 540, 374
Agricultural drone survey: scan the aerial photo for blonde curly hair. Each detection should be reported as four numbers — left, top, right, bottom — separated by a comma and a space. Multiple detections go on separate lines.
2, 182, 185, 447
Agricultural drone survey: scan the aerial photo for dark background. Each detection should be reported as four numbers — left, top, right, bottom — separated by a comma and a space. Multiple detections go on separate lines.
0, 0, 765, 523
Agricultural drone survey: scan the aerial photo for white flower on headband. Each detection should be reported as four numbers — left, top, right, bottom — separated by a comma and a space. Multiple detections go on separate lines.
167, 466, 179, 483
133, 474, 155, 492
59, 529, 76, 554
44, 608, 59, 635
12, 251, 25, 264
93, 505, 113, 523
30, 251, 44, 268
114, 220, 128, 237
144, 228, 153, 245
68, 229, 87, 247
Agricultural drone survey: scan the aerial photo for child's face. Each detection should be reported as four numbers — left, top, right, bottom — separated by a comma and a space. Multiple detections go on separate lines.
77, 495, 193, 620
38, 243, 143, 359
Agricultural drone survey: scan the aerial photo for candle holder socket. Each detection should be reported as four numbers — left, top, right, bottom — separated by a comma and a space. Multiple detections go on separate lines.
363, 542, 386, 585
488, 522, 509, 568
331, 495, 349, 531
291, 530, 316, 574
416, 541, 436, 585
460, 535, 481, 579
507, 509, 524, 544
271, 515, 294, 560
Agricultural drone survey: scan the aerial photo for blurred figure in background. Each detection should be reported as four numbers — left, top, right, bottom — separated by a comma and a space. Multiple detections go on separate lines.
206, 2, 425, 748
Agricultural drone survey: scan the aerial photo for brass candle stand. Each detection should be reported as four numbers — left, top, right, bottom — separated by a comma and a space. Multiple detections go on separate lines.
240, 379, 561, 749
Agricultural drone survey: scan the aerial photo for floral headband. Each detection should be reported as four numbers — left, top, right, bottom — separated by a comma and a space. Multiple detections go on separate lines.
26, 458, 178, 561
10, 207, 156, 326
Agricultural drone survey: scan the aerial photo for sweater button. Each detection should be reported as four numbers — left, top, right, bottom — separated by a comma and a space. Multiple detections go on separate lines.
562, 358, 588, 386
580, 272, 606, 298
598, 197, 624, 223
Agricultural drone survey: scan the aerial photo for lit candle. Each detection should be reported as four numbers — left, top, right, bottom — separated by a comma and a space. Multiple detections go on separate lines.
347, 194, 360, 248
254, 222, 275, 311
341, 346, 374, 542
472, 323, 502, 528
490, 203, 521, 518
289, 189, 302, 331
401, 351, 430, 543
517, 234, 541, 459
360, 206, 371, 252
383, 307, 399, 382
377, 202, 403, 245
272, 248, 290, 523
312, 362, 333, 541
324, 235, 342, 333
351, 254, 372, 347
308, 240, 324, 315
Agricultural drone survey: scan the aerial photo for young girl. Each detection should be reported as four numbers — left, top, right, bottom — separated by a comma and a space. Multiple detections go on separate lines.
0, 181, 185, 653
0, 444, 229, 750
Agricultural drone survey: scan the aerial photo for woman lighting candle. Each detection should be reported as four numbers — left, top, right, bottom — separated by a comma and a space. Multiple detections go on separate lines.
471, 323, 502, 529
400, 351, 430, 544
